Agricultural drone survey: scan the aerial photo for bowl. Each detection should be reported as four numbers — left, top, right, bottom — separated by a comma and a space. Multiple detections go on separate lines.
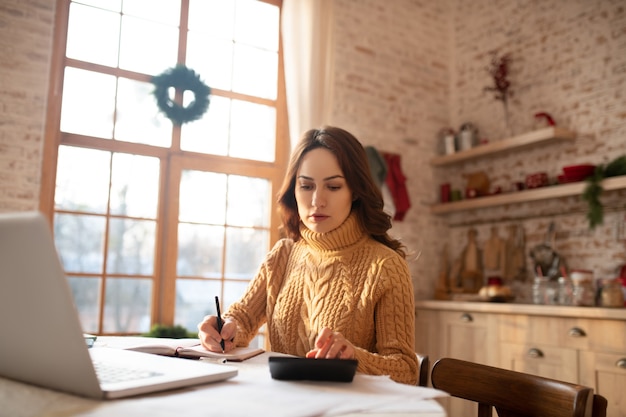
562, 164, 596, 182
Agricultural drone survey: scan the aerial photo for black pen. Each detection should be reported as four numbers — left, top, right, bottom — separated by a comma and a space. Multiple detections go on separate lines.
215, 296, 225, 352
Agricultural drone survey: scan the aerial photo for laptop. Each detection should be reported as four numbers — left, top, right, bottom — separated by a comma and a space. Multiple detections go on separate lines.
0, 211, 237, 399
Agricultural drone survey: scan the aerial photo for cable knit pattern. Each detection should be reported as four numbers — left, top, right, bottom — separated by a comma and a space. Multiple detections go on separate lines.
225, 213, 418, 385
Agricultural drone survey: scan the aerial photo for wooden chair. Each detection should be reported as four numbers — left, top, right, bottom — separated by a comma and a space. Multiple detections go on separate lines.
591, 394, 607, 417
416, 353, 429, 387
431, 357, 604, 417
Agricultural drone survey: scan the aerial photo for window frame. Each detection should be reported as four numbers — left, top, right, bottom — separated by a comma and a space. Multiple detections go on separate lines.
39, 0, 289, 333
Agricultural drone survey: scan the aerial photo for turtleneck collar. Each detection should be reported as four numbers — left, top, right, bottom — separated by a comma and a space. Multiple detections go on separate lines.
299, 212, 366, 253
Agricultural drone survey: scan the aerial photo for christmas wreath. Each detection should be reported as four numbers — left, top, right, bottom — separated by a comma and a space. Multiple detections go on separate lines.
151, 65, 211, 125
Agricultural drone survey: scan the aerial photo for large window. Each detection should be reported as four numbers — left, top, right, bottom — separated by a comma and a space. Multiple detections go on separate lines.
40, 0, 287, 342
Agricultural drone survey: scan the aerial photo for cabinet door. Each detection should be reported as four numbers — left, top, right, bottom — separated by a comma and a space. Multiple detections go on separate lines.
439, 310, 498, 365
414, 308, 440, 362
500, 342, 579, 384
438, 311, 498, 417
580, 351, 626, 417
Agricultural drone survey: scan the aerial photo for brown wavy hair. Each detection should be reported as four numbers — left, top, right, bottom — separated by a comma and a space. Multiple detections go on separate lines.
277, 126, 406, 258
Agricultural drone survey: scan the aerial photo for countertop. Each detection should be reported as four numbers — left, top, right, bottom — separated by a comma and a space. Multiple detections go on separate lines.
415, 300, 626, 320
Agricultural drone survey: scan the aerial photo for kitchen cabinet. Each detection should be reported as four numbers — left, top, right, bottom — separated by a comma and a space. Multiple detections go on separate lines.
416, 301, 626, 417
580, 351, 626, 414
498, 315, 589, 385
432, 310, 499, 416
428, 126, 626, 215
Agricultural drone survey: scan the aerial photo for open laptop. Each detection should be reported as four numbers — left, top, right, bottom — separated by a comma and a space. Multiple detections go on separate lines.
0, 211, 237, 399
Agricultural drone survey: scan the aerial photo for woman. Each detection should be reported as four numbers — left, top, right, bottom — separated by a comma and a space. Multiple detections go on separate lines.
198, 126, 418, 385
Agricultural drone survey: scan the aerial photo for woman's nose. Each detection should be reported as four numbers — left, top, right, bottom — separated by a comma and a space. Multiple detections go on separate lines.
312, 190, 326, 208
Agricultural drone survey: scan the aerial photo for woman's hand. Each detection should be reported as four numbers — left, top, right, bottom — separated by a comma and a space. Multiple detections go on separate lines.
197, 315, 237, 353
306, 327, 355, 359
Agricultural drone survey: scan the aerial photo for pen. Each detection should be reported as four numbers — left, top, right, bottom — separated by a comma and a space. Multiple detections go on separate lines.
215, 296, 225, 352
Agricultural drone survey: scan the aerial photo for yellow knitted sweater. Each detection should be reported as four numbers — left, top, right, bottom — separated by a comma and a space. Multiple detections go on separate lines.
225, 213, 418, 385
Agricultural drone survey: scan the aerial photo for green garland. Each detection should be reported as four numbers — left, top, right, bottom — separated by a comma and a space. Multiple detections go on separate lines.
582, 155, 626, 229
152, 65, 211, 125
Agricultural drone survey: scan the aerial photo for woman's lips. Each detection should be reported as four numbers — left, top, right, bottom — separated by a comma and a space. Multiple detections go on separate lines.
310, 214, 329, 222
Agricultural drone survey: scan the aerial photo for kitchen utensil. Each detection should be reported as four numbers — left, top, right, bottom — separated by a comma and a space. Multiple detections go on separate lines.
530, 221, 566, 281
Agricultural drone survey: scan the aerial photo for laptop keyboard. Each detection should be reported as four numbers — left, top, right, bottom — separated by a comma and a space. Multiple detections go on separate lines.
93, 361, 163, 384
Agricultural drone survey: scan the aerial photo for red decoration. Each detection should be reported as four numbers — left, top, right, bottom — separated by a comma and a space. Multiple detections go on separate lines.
535, 112, 556, 126
484, 52, 512, 104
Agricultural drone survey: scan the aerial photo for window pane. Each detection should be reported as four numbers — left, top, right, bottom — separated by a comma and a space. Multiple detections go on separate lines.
177, 223, 224, 278
68, 276, 101, 333
230, 100, 275, 161
122, 0, 180, 26
233, 44, 277, 99
110, 153, 160, 218
175, 279, 220, 330
180, 96, 230, 155
227, 175, 270, 227
107, 218, 156, 275
186, 33, 233, 91
103, 278, 152, 333
73, 0, 121, 11
119, 15, 178, 75
179, 170, 227, 224
223, 279, 251, 312
61, 67, 116, 138
188, 0, 234, 36
55, 146, 111, 213
234, 0, 279, 51
225, 227, 268, 279
66, 3, 120, 67
115, 77, 172, 147
54, 213, 106, 274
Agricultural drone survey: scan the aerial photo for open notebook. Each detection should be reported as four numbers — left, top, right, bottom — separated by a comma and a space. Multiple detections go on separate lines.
95, 336, 264, 361
0, 211, 237, 399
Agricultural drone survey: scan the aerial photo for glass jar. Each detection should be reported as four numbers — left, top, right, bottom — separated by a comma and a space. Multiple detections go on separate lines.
557, 276, 573, 306
600, 279, 625, 308
532, 277, 547, 304
571, 277, 595, 306
532, 277, 558, 305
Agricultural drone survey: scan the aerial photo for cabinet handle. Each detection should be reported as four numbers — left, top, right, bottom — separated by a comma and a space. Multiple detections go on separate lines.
568, 327, 586, 338
616, 358, 626, 369
460, 313, 473, 323
527, 348, 544, 358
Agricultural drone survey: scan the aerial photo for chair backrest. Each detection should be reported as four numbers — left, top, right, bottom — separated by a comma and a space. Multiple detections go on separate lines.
416, 353, 429, 387
592, 394, 607, 417
430, 358, 595, 417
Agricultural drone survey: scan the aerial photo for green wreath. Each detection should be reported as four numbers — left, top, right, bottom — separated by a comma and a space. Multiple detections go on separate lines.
152, 65, 211, 125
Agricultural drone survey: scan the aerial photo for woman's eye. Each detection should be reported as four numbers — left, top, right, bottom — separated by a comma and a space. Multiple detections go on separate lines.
299, 183, 313, 190
327, 185, 342, 191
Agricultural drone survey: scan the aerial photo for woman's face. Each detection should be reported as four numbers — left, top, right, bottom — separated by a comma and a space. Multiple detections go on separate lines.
295, 148, 353, 234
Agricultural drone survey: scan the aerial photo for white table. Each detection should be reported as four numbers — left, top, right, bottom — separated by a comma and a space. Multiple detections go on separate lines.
0, 352, 447, 417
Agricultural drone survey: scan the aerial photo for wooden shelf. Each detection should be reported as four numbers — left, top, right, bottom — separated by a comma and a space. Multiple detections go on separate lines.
430, 127, 576, 166
430, 176, 626, 214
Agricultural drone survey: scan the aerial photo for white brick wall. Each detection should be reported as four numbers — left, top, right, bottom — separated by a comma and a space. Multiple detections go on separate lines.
330, 0, 626, 296
0, 0, 55, 212
2, 0, 624, 298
